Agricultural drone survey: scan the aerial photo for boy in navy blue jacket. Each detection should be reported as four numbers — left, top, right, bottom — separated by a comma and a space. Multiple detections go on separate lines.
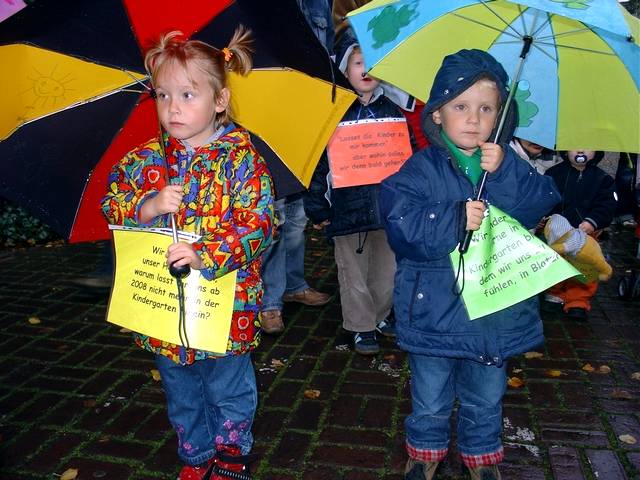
379, 50, 560, 480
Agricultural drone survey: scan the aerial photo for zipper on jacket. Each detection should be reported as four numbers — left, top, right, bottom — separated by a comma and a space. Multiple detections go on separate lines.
408, 271, 421, 325
448, 153, 478, 196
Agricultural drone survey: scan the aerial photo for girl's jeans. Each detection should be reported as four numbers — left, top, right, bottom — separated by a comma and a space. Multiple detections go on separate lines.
155, 353, 257, 465
405, 354, 507, 466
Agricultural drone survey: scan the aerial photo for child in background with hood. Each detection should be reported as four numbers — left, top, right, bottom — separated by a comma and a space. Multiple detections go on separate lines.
379, 50, 560, 479
544, 150, 616, 319
304, 31, 413, 355
509, 136, 561, 175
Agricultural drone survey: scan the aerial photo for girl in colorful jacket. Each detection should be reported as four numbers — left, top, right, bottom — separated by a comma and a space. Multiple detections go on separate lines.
102, 28, 274, 480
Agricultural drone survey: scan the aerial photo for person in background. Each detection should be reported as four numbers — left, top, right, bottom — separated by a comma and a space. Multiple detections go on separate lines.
544, 150, 617, 319
304, 33, 409, 355
509, 136, 561, 174
258, 0, 334, 334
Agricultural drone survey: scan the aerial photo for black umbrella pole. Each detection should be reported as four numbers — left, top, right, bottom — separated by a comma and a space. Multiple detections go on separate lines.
458, 49, 529, 254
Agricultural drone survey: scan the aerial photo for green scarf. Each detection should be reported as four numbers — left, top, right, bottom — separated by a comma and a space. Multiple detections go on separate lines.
441, 130, 483, 185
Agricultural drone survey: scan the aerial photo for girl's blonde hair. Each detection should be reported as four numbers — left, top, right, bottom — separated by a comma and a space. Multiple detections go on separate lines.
144, 25, 253, 128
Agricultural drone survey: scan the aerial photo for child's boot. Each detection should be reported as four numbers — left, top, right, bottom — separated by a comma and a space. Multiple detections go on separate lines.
208, 444, 253, 480
178, 458, 216, 480
468, 465, 501, 480
405, 458, 439, 480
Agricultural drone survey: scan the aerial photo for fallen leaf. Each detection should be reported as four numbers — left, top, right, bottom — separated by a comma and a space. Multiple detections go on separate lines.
611, 389, 633, 400
304, 389, 321, 399
508, 377, 524, 388
619, 434, 637, 445
524, 351, 543, 359
597, 365, 611, 374
631, 372, 640, 381
270, 359, 285, 368
60, 468, 78, 480
83, 399, 96, 408
545, 369, 563, 378
150, 369, 162, 381
119, 327, 132, 333
27, 316, 41, 325
582, 363, 595, 372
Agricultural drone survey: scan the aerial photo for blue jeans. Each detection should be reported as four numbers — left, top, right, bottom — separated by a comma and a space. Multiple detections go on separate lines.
155, 354, 257, 465
405, 354, 507, 456
261, 196, 309, 311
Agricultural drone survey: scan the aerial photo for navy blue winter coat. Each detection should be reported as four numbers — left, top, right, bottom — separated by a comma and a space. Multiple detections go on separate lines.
304, 93, 406, 239
545, 160, 616, 231
379, 145, 560, 365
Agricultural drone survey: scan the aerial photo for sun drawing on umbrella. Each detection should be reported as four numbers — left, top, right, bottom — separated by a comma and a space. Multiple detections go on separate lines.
22, 65, 74, 109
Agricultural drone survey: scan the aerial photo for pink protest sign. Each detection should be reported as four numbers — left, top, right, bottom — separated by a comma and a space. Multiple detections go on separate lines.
327, 118, 412, 188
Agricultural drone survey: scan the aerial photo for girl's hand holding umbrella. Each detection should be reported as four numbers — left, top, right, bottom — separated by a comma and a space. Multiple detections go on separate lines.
139, 184, 184, 223
167, 242, 204, 271
139, 184, 193, 277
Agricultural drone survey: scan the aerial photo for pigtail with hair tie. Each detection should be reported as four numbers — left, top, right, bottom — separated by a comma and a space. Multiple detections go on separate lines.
222, 47, 233, 62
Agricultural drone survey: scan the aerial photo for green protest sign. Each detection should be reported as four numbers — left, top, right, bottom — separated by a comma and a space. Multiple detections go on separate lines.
450, 206, 580, 320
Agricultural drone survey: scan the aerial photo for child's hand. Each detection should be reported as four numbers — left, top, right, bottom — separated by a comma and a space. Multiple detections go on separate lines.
478, 141, 504, 173
312, 220, 331, 230
535, 216, 549, 234
465, 200, 486, 231
578, 221, 595, 235
167, 242, 204, 270
141, 185, 184, 222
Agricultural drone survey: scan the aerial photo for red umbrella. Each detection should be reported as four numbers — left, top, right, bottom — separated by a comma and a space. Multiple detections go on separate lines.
0, 0, 353, 242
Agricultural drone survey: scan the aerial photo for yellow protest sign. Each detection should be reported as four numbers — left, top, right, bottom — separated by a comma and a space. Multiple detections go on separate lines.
107, 226, 237, 354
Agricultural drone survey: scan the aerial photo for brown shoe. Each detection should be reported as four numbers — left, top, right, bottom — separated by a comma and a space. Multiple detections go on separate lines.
282, 288, 331, 306
468, 465, 501, 480
405, 458, 439, 480
260, 310, 284, 334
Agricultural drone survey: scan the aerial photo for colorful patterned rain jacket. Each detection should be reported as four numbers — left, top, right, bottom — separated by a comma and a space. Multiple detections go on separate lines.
102, 126, 274, 364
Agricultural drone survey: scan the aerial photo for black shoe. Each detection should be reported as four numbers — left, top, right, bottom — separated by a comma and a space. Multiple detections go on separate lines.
541, 300, 563, 313
376, 316, 396, 338
565, 307, 588, 320
353, 331, 380, 355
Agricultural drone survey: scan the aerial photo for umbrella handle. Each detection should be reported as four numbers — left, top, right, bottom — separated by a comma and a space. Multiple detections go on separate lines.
168, 213, 191, 279
458, 42, 532, 255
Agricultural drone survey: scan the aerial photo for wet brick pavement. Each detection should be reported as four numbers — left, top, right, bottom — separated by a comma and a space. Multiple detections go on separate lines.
0, 226, 639, 479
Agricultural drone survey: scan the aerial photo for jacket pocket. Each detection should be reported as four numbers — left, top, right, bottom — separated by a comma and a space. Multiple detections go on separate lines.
404, 265, 467, 334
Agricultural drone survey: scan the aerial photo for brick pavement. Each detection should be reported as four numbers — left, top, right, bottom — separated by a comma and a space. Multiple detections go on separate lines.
0, 226, 639, 480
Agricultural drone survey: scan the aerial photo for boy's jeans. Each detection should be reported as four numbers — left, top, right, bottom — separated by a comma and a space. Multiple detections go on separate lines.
261, 196, 309, 311
405, 354, 506, 465
155, 353, 257, 465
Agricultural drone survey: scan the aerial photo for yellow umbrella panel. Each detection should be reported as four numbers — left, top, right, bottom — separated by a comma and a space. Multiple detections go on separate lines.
0, 44, 146, 140
229, 68, 356, 188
